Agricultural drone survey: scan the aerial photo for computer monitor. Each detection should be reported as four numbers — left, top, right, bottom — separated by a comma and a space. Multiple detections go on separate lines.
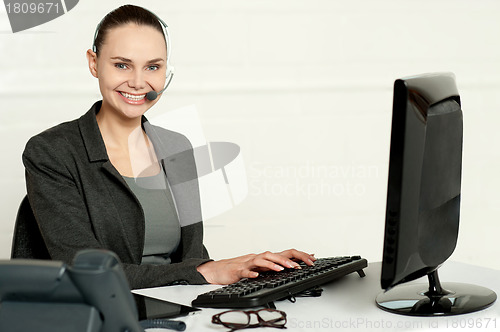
376, 72, 497, 316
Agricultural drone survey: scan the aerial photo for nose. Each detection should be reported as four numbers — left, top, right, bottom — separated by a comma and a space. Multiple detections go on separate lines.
128, 69, 147, 90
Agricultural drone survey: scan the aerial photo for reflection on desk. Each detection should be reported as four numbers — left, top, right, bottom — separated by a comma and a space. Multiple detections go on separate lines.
134, 262, 500, 331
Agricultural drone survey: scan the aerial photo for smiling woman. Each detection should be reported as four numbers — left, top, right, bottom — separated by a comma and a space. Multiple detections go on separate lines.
19, 4, 315, 289
88, 22, 168, 177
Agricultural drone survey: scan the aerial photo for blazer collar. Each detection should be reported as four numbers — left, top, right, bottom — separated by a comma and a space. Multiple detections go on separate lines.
78, 101, 109, 162
78, 100, 151, 163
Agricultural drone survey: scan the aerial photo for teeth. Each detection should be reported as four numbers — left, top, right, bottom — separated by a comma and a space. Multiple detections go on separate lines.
120, 92, 146, 101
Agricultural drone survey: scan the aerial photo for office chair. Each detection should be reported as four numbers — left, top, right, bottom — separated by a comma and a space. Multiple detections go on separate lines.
10, 195, 50, 260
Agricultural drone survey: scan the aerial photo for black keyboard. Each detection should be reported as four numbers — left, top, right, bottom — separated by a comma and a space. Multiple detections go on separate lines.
192, 256, 367, 308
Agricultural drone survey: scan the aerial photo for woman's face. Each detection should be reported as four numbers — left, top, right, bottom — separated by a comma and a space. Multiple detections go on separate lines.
88, 23, 167, 120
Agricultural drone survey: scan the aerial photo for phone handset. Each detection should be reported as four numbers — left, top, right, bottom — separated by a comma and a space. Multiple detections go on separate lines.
70, 249, 144, 332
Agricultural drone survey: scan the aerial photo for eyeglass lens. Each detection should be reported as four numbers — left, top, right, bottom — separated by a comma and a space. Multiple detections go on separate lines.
216, 308, 286, 330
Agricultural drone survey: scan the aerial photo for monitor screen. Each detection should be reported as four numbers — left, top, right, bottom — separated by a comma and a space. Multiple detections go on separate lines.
376, 72, 496, 316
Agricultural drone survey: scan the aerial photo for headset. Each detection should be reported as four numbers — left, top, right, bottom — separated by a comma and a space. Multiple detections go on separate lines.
91, 7, 174, 101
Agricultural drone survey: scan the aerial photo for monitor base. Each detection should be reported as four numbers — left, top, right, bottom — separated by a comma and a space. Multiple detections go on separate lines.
376, 270, 497, 316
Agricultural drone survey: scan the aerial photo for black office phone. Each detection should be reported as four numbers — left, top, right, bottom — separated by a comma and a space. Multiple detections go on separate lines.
0, 249, 145, 332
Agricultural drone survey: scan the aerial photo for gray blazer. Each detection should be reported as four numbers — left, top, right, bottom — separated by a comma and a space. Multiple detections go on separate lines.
22, 101, 210, 289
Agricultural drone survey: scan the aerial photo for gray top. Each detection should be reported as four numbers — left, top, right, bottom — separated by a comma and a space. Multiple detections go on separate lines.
123, 168, 181, 265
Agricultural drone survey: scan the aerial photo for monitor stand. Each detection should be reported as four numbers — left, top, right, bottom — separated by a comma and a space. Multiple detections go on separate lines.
376, 268, 497, 316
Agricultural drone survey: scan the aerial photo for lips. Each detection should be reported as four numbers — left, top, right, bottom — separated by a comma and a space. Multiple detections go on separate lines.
117, 91, 147, 105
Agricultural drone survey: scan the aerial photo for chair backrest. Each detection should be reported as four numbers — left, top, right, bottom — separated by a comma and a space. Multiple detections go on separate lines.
11, 196, 50, 260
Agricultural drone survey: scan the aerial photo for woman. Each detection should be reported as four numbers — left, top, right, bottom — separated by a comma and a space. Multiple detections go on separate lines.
22, 5, 315, 289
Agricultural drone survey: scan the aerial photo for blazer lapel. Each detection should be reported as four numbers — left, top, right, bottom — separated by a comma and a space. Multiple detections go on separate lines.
77, 101, 145, 263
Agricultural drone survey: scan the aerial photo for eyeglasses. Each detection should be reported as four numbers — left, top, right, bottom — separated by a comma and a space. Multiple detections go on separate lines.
212, 308, 287, 331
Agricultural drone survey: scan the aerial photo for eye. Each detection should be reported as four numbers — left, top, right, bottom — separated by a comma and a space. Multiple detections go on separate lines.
146, 65, 160, 71
114, 63, 128, 70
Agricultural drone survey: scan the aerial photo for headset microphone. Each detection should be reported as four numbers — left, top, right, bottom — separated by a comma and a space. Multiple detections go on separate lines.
145, 90, 162, 101
146, 70, 174, 101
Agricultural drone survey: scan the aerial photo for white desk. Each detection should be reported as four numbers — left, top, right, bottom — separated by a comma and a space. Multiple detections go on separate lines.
134, 261, 500, 331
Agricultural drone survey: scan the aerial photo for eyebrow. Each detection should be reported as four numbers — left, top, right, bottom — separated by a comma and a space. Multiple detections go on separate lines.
110, 56, 165, 64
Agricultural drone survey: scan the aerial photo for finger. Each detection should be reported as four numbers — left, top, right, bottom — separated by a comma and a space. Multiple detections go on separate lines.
240, 269, 259, 279
242, 252, 289, 271
253, 251, 301, 270
252, 255, 288, 271
280, 249, 316, 266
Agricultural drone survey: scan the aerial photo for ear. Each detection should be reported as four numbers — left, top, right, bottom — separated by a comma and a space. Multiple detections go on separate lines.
86, 49, 98, 78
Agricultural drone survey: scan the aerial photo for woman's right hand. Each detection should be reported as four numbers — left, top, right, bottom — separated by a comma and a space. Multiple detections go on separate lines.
196, 249, 316, 285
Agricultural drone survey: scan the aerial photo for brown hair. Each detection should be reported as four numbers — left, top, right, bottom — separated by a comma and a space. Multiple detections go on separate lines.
92, 5, 166, 55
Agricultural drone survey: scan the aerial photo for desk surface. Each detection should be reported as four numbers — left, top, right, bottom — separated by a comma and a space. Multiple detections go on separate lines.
135, 261, 500, 331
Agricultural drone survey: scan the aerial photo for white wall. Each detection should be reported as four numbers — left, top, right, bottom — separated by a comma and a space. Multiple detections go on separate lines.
1, 0, 499, 269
